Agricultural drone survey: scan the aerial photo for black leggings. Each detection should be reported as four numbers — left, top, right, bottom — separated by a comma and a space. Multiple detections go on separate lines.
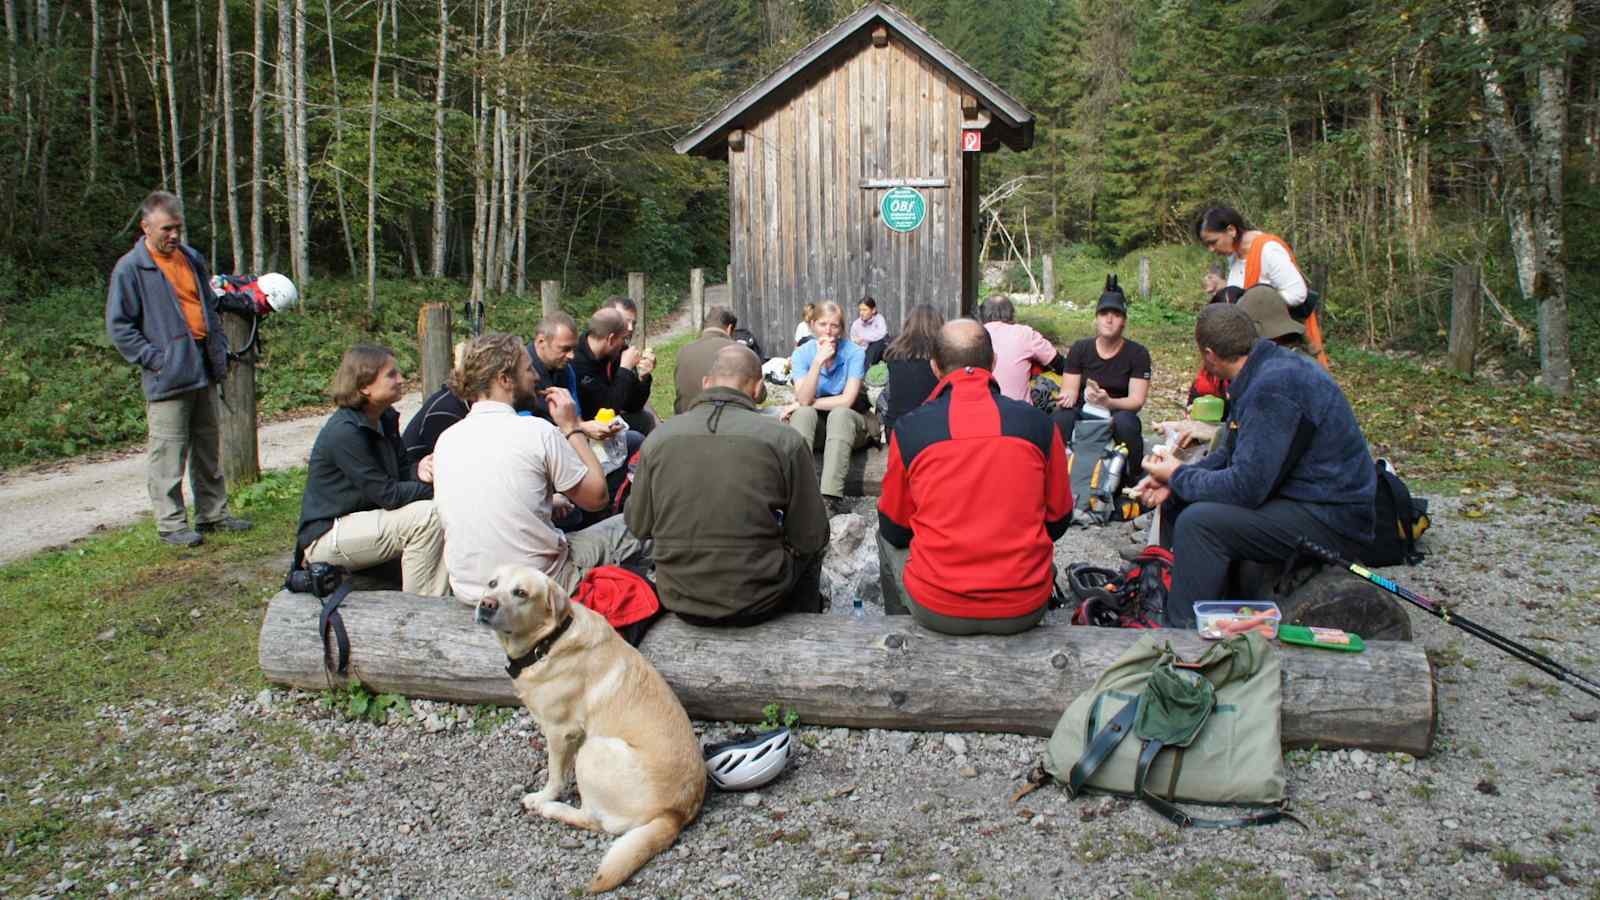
1051, 407, 1145, 482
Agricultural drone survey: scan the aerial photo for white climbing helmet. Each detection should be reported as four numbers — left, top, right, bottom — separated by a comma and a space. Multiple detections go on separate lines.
704, 727, 791, 791
256, 272, 300, 312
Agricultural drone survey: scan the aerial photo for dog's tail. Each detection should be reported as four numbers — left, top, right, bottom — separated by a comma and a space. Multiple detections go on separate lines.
588, 812, 684, 894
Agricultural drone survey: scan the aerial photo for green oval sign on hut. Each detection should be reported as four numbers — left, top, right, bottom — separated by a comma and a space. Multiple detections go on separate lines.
880, 186, 927, 233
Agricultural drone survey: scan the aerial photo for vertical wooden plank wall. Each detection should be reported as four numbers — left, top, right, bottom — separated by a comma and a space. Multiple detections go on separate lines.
728, 35, 972, 356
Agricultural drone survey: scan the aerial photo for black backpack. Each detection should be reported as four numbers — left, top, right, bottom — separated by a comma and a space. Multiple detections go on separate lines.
1361, 459, 1429, 567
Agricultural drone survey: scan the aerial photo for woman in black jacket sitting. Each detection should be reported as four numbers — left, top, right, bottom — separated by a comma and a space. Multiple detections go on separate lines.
879, 304, 944, 435
295, 344, 449, 595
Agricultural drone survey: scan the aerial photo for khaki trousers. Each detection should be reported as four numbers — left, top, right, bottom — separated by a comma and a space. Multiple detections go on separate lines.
788, 406, 868, 498
302, 500, 450, 596
877, 533, 1045, 636
146, 384, 231, 533
548, 516, 651, 596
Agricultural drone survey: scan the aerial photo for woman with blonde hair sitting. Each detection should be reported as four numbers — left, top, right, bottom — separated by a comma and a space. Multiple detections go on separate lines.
783, 301, 868, 514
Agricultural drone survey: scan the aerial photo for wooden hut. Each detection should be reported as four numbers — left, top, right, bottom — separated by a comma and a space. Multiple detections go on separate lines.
675, 2, 1035, 357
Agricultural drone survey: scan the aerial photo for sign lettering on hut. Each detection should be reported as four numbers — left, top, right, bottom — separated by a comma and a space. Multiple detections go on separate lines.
881, 186, 927, 233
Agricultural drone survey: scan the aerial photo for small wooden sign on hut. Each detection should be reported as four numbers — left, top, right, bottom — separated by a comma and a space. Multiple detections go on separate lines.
675, 2, 1035, 357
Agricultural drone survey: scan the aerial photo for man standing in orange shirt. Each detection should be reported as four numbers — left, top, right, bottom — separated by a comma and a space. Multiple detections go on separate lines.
106, 191, 252, 545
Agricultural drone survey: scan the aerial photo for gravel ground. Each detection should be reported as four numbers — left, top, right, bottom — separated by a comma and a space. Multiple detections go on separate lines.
11, 488, 1600, 899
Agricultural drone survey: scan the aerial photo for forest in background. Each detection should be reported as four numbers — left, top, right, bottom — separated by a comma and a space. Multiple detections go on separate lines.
0, 0, 1595, 392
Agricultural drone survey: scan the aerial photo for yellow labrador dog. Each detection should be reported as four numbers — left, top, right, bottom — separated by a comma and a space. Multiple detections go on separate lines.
475, 564, 704, 894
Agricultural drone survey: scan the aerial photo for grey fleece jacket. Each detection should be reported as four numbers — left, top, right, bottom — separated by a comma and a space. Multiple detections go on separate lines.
105, 239, 229, 402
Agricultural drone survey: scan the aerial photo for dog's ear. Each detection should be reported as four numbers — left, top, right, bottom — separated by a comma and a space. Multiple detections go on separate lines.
541, 571, 572, 619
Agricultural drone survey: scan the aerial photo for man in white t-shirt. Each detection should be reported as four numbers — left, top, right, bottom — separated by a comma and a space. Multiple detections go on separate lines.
433, 332, 649, 602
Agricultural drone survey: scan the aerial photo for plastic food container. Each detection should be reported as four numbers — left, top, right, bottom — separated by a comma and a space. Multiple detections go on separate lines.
1193, 601, 1282, 640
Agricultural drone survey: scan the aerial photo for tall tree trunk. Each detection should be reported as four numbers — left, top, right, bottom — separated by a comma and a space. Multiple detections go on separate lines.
1466, 0, 1573, 396
429, 0, 448, 278
514, 114, 528, 296
1527, 0, 1573, 395
194, 0, 208, 211
219, 0, 243, 270
277, 0, 302, 283
493, 0, 511, 294
159, 0, 181, 198
292, 0, 309, 284
87, 0, 99, 185
389, 0, 398, 98
141, 0, 170, 190
323, 0, 358, 275
4, 0, 17, 121
250, 0, 265, 271
366, 1, 385, 313
469, 0, 488, 306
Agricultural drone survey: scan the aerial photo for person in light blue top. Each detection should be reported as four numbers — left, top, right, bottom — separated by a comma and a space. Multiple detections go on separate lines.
781, 301, 869, 513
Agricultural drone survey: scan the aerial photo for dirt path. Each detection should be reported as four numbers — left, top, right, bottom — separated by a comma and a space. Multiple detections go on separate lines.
0, 298, 699, 567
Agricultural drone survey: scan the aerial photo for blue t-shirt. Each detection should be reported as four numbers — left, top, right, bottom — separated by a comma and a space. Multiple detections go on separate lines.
791, 339, 866, 398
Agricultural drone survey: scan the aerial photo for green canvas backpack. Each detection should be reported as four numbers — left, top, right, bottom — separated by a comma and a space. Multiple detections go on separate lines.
1039, 633, 1297, 828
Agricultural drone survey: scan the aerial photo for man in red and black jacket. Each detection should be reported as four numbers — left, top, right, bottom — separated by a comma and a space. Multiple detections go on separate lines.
877, 319, 1073, 635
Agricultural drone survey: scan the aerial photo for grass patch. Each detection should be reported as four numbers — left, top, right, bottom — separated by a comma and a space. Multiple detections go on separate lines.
1128, 861, 1288, 900
0, 468, 306, 884
638, 332, 695, 420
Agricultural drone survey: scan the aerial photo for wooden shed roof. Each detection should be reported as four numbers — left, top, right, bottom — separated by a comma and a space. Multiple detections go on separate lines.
674, 1, 1035, 158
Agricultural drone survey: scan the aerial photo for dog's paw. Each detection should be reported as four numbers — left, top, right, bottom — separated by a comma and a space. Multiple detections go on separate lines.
520, 790, 555, 812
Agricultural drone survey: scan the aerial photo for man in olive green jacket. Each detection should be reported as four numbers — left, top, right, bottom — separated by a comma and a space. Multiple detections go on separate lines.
626, 345, 829, 625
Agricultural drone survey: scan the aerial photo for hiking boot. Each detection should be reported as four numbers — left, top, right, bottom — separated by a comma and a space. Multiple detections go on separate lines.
1118, 543, 1146, 563
198, 516, 254, 533
159, 528, 204, 547
824, 495, 854, 517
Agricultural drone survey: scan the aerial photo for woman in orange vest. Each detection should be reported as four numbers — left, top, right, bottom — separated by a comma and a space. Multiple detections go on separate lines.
1194, 206, 1330, 368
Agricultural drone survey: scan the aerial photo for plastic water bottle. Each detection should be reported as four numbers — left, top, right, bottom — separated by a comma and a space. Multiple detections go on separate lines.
852, 594, 865, 619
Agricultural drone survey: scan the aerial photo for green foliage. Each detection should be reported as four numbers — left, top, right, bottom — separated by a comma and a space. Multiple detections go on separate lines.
757, 702, 801, 731
322, 683, 413, 724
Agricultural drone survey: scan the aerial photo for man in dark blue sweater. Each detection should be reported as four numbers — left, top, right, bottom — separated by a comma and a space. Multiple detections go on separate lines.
1134, 304, 1374, 628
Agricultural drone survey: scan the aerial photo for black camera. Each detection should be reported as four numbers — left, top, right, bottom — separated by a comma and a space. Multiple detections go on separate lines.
285, 562, 345, 598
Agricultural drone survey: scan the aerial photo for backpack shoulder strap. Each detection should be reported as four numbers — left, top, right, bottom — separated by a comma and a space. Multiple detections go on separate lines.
1066, 697, 1140, 798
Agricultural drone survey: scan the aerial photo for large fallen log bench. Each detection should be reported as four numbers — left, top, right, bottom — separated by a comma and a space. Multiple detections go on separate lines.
259, 590, 1436, 757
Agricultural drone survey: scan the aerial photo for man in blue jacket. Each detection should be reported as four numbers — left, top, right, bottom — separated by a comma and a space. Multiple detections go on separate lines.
1134, 304, 1373, 628
105, 191, 251, 546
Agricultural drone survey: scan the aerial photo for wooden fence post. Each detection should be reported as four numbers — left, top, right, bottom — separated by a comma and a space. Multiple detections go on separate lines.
540, 280, 561, 318
418, 303, 453, 395
220, 311, 260, 487
691, 268, 706, 329
1447, 265, 1480, 378
1041, 255, 1054, 302
628, 271, 646, 348
1138, 256, 1151, 301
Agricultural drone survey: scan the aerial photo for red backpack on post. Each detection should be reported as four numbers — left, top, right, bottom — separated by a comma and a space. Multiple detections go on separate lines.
1067, 546, 1174, 629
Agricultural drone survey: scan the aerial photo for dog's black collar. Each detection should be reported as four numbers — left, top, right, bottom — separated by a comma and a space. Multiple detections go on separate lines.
505, 613, 574, 679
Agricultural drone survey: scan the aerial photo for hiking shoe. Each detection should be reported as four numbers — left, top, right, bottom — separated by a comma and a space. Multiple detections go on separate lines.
159, 528, 204, 547
198, 516, 254, 533
1117, 543, 1146, 563
824, 495, 854, 517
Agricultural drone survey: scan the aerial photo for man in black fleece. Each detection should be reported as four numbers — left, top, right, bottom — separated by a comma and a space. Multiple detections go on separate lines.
1134, 304, 1375, 628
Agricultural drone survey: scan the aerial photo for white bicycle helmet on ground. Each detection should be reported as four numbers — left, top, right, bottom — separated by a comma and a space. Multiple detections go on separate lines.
704, 727, 791, 791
